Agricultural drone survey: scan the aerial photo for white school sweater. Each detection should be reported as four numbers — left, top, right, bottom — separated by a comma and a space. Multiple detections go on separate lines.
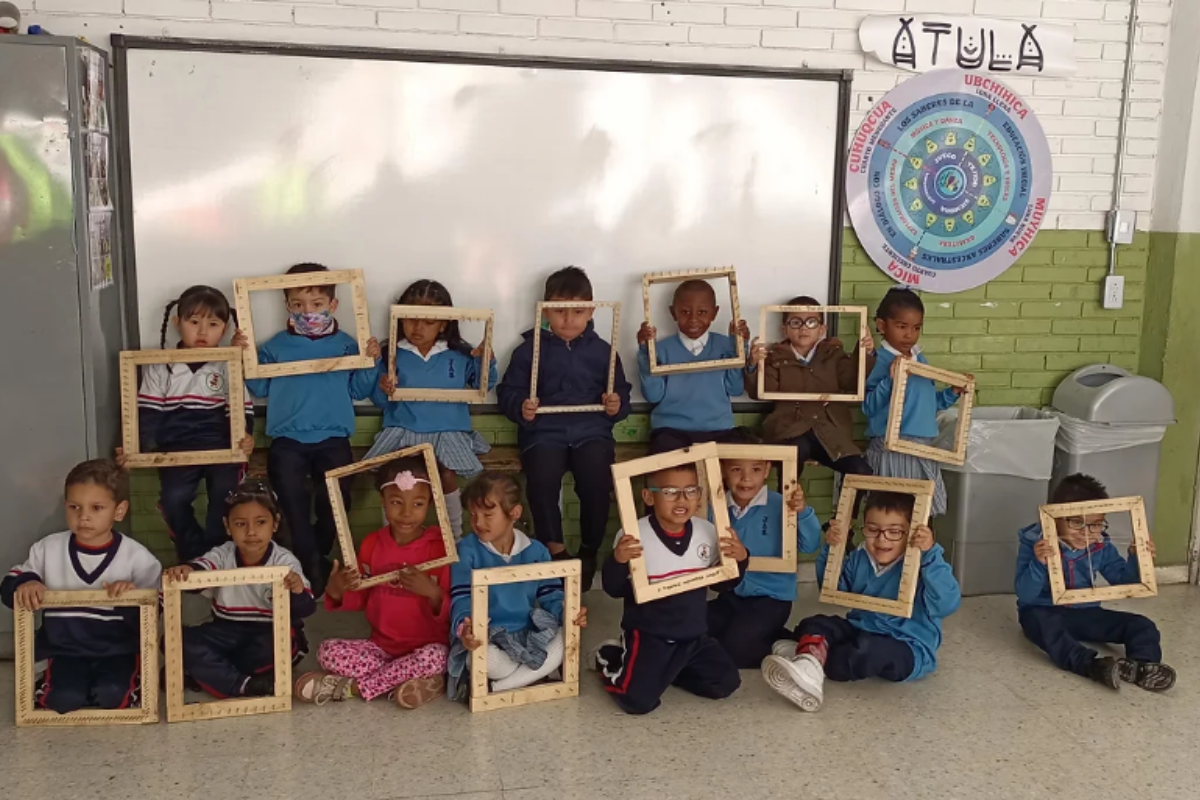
188, 541, 312, 625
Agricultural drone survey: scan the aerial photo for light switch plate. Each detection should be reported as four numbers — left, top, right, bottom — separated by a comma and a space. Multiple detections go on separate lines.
1107, 209, 1137, 245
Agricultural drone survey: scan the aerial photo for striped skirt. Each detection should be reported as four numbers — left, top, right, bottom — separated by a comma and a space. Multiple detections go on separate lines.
364, 427, 491, 478
862, 436, 947, 517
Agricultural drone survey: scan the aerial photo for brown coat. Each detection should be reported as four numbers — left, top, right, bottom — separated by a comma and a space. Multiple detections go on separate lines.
747, 340, 874, 462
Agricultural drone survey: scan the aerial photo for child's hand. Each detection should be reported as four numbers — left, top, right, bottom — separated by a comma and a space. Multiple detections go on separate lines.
521, 398, 539, 422
720, 527, 748, 562
859, 331, 876, 355
602, 393, 622, 417
1131, 537, 1156, 559
379, 374, 397, 396
284, 571, 306, 595
613, 533, 643, 565
459, 617, 484, 651
113, 447, 129, 469
786, 483, 806, 513
239, 435, 256, 456
14, 581, 46, 611
825, 519, 847, 547
889, 355, 910, 380
637, 322, 656, 345
103, 580, 137, 598
231, 329, 250, 350
391, 566, 441, 601
953, 375, 974, 396
910, 525, 934, 553
365, 337, 382, 361
730, 319, 751, 341
325, 560, 359, 602
470, 343, 487, 358
164, 565, 193, 584
748, 338, 768, 367
573, 607, 588, 629
1033, 539, 1055, 565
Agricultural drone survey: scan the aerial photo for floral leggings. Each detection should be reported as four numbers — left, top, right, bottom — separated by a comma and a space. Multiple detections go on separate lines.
318, 639, 448, 701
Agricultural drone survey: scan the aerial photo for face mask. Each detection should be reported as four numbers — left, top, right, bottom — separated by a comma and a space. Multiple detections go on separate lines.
290, 310, 335, 336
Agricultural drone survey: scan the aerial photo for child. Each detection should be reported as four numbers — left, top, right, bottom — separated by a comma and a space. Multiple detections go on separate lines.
117, 285, 255, 563
1, 460, 162, 714
496, 266, 631, 589
294, 457, 450, 709
762, 491, 960, 712
236, 262, 381, 597
597, 462, 748, 715
707, 446, 822, 668
447, 473, 587, 700
747, 295, 875, 479
164, 478, 316, 699
638, 279, 750, 454
861, 288, 970, 516
1015, 473, 1173, 691
370, 279, 498, 540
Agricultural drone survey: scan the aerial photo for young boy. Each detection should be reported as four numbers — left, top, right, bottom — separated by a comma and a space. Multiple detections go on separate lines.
638, 279, 750, 454
1, 460, 162, 714
164, 479, 315, 699
762, 491, 960, 711
496, 266, 632, 590
708, 446, 822, 668
236, 262, 380, 597
597, 462, 748, 715
1014, 473, 1174, 691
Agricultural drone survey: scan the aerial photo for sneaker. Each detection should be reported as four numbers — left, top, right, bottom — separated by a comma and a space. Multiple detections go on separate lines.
771, 639, 798, 659
761, 654, 824, 712
1119, 660, 1177, 692
588, 639, 621, 672
244, 673, 275, 697
580, 551, 597, 593
294, 671, 354, 705
1089, 656, 1123, 690
394, 675, 445, 709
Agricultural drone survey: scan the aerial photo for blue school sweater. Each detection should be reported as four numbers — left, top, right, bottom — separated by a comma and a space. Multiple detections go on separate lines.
638, 333, 743, 432
862, 346, 959, 439
448, 532, 565, 638
816, 542, 961, 681
244, 328, 378, 443
732, 492, 822, 602
369, 342, 498, 434
1014, 523, 1143, 610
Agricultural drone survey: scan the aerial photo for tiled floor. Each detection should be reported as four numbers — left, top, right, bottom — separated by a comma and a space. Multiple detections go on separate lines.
3, 585, 1198, 800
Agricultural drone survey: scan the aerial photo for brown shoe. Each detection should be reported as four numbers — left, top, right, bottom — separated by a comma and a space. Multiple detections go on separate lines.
394, 675, 445, 710
295, 671, 355, 705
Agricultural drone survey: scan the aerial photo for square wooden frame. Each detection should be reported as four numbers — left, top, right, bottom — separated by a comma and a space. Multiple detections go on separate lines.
715, 444, 799, 574
469, 560, 582, 713
163, 566, 292, 722
14, 589, 159, 727
1039, 496, 1158, 605
818, 475, 934, 619
120, 348, 248, 468
642, 267, 745, 375
611, 442, 740, 603
884, 359, 975, 466
387, 305, 494, 403
755, 305, 870, 402
233, 268, 374, 379
325, 443, 457, 589
531, 301, 621, 414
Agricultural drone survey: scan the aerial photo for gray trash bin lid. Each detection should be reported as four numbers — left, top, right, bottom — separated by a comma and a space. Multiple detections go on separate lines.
1051, 365, 1174, 425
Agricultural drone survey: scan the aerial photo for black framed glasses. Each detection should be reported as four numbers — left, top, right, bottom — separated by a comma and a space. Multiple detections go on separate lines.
647, 486, 703, 501
1065, 518, 1108, 535
863, 524, 907, 542
785, 317, 822, 330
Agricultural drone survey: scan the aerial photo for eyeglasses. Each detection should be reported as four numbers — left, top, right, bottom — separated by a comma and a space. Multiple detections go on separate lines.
785, 317, 823, 330
647, 486, 703, 501
863, 524, 908, 542
1065, 518, 1108, 535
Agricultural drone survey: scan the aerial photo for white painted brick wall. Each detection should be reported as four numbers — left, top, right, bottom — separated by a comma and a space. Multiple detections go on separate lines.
16, 0, 1179, 229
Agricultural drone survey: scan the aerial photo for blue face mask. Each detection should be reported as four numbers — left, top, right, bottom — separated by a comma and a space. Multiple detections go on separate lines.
290, 310, 335, 336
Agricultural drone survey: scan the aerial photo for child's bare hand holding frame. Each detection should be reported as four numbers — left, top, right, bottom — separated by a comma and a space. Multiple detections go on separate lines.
14, 581, 47, 611
720, 527, 748, 562
602, 393, 622, 416
786, 484, 806, 513
825, 519, 847, 547
909, 525, 935, 553
613, 533, 643, 564
729, 319, 751, 341
459, 618, 484, 651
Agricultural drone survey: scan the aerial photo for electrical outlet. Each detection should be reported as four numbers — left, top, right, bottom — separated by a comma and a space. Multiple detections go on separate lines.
1104, 275, 1125, 309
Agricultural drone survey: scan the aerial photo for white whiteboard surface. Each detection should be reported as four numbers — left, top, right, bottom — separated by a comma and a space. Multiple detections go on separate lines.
122, 44, 845, 400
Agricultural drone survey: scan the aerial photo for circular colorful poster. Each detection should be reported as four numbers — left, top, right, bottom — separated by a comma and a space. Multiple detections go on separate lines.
846, 70, 1052, 293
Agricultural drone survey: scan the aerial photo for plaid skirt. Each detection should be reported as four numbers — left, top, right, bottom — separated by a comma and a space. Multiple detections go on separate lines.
861, 436, 948, 517
364, 427, 490, 478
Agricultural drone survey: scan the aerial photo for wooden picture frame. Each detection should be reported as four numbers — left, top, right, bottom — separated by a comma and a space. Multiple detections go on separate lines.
611, 442, 740, 603
469, 560, 582, 713
387, 305, 494, 403
1039, 496, 1157, 605
755, 305, 870, 403
715, 444, 799, 574
163, 566, 292, 722
233, 268, 373, 379
884, 359, 975, 467
119, 348, 248, 468
642, 267, 745, 375
325, 443, 456, 589
818, 475, 934, 619
14, 589, 159, 727
531, 301, 621, 414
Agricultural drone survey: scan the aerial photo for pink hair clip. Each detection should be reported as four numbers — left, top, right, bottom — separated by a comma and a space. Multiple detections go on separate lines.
386, 470, 431, 492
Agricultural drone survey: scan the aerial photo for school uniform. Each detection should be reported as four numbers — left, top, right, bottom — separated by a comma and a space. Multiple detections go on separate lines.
181, 541, 316, 698
599, 516, 746, 715
639, 332, 745, 454
1014, 523, 1160, 677
448, 532, 565, 637
1, 532, 162, 713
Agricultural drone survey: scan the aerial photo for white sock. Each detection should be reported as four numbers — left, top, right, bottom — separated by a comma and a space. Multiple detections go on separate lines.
446, 489, 464, 541
485, 645, 521, 681
490, 632, 565, 692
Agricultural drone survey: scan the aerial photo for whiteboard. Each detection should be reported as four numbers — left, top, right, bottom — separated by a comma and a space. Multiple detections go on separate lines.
118, 41, 848, 401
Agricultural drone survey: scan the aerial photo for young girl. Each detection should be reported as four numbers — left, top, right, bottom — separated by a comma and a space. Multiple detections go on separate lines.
371, 280, 498, 539
294, 457, 450, 709
861, 288, 970, 516
118, 285, 255, 563
447, 473, 587, 700
164, 479, 315, 699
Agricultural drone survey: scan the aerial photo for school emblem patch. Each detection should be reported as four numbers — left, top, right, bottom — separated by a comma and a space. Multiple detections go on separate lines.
206, 372, 225, 392
696, 543, 712, 562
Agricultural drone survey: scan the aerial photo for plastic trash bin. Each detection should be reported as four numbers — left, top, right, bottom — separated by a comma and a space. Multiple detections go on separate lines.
1049, 364, 1174, 543
934, 407, 1061, 596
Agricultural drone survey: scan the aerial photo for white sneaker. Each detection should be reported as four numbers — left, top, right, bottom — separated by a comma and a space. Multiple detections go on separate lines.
587, 639, 621, 672
761, 653, 825, 712
771, 639, 798, 658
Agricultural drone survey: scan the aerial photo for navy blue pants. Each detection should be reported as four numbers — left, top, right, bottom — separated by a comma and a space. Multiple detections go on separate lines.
784, 429, 873, 479
159, 463, 244, 563
793, 614, 915, 682
183, 621, 282, 698
267, 436, 353, 567
38, 654, 141, 714
707, 593, 793, 669
648, 427, 742, 455
1019, 605, 1162, 678
521, 439, 614, 553
598, 630, 740, 715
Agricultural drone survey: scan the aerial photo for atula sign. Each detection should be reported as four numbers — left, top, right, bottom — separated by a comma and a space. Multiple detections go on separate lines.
859, 16, 1076, 77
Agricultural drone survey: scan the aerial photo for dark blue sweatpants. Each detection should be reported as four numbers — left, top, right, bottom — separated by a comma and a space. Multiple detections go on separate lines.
159, 463, 244, 563
597, 629, 740, 715
1019, 605, 1161, 677
793, 614, 915, 682
182, 621, 283, 698
38, 654, 141, 714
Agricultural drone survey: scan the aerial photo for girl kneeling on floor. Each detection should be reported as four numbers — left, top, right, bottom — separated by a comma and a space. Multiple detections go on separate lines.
295, 456, 450, 709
